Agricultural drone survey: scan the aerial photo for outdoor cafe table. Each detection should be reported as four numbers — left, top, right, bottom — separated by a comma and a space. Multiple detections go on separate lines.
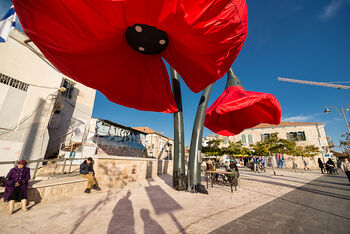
206, 170, 237, 193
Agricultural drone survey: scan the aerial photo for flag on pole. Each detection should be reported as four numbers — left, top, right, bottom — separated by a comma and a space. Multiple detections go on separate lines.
0, 5, 16, 42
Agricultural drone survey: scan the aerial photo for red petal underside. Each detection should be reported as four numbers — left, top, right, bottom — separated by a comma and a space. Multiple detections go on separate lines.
205, 86, 281, 136
12, 0, 247, 113
162, 0, 248, 93
12, 0, 177, 113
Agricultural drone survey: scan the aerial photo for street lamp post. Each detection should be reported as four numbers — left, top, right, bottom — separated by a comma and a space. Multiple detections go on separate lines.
324, 103, 350, 134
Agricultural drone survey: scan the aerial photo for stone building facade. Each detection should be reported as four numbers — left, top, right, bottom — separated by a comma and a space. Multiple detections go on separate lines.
133, 127, 174, 159
204, 122, 330, 157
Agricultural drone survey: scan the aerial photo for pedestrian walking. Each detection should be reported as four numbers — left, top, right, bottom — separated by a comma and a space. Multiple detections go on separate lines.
326, 158, 335, 175
304, 158, 309, 170
253, 157, 259, 173
4, 160, 30, 215
318, 158, 324, 174
341, 158, 350, 182
80, 157, 101, 193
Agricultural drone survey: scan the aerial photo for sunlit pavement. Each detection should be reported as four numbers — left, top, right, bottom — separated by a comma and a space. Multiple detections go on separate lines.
1, 168, 345, 234
211, 171, 350, 234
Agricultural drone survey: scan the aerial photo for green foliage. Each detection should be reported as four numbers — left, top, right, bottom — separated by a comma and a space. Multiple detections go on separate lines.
202, 139, 224, 156
294, 145, 319, 157
340, 132, 350, 156
252, 140, 269, 156
203, 133, 319, 157
223, 141, 253, 156
251, 133, 296, 156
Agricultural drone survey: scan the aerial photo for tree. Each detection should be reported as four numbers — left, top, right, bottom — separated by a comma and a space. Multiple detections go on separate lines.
294, 145, 319, 158
223, 141, 252, 156
251, 133, 297, 175
202, 139, 224, 156
340, 132, 350, 156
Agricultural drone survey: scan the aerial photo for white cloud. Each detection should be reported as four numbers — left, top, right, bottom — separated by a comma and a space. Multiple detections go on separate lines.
282, 114, 321, 122
320, 0, 349, 19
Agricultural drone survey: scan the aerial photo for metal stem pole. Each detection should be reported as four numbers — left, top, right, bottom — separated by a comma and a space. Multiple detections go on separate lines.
170, 67, 185, 187
340, 108, 350, 133
189, 84, 213, 189
226, 68, 242, 88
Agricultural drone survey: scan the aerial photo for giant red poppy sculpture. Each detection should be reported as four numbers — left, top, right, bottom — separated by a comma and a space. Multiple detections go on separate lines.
12, 0, 248, 113
205, 69, 281, 136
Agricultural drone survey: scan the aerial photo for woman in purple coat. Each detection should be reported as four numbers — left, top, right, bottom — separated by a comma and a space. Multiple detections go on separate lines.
4, 160, 30, 215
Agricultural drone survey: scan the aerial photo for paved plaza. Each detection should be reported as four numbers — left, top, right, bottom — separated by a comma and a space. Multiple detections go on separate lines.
0, 168, 349, 234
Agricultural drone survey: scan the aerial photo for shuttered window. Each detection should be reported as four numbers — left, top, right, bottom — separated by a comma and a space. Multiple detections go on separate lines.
248, 134, 253, 143
241, 135, 246, 144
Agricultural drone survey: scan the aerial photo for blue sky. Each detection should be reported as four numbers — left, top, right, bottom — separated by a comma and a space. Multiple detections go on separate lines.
2, 0, 350, 150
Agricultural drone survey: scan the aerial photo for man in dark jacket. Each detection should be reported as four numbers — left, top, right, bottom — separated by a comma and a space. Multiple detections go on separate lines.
80, 157, 100, 193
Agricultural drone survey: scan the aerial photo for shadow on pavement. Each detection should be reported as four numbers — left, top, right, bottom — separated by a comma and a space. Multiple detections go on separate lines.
68, 190, 113, 234
158, 173, 173, 188
211, 174, 350, 234
243, 172, 350, 192
242, 177, 350, 201
107, 191, 135, 234
141, 209, 166, 234
145, 182, 185, 234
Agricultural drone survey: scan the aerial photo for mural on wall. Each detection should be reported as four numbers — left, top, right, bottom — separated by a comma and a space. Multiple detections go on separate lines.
95, 119, 146, 151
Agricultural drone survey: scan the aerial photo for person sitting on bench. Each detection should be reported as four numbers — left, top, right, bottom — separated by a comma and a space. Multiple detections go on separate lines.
80, 157, 101, 193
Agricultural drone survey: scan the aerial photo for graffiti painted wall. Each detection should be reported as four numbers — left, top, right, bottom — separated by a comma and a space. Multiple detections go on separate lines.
95, 119, 146, 157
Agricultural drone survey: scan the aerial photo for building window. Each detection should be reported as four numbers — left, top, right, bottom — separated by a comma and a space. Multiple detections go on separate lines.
241, 135, 246, 144
61, 79, 74, 99
223, 137, 228, 144
159, 141, 165, 150
0, 73, 29, 91
248, 134, 253, 144
261, 133, 270, 141
287, 131, 306, 141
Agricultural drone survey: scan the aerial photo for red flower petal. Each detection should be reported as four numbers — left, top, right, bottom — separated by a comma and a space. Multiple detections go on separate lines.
205, 86, 281, 136
13, 0, 247, 112
13, 0, 177, 113
162, 0, 248, 93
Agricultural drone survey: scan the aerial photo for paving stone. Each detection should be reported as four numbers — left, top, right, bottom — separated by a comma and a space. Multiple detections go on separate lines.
0, 168, 328, 233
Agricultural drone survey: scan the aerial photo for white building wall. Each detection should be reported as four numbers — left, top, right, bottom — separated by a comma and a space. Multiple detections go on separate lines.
46, 77, 95, 157
144, 133, 173, 159
0, 29, 95, 175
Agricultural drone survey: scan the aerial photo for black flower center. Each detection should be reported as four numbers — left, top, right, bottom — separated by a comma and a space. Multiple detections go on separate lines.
126, 24, 168, 55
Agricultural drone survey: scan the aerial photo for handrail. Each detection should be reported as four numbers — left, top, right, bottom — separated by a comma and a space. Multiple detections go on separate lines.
46, 137, 75, 153
0, 157, 85, 180
0, 157, 83, 165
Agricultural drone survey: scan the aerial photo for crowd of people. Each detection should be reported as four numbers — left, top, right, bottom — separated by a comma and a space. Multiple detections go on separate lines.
318, 157, 350, 181
3, 157, 101, 215
247, 157, 266, 173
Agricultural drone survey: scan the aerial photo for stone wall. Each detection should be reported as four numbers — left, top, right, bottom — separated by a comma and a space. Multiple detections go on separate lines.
0, 176, 87, 211
264, 155, 320, 170
0, 157, 173, 211
96, 145, 145, 157
283, 155, 320, 170
94, 156, 172, 189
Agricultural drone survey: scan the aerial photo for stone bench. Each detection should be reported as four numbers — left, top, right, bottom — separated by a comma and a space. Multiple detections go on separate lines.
0, 176, 88, 211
